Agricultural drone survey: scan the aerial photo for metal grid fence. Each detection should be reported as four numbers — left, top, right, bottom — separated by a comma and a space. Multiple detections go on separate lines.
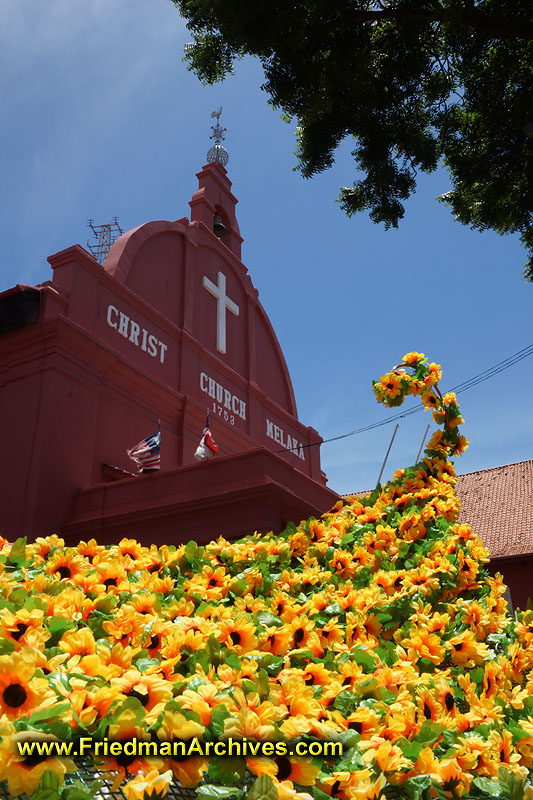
0, 760, 200, 800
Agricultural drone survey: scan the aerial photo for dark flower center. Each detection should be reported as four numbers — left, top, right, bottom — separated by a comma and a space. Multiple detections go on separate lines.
275, 755, 292, 781
23, 753, 48, 768
293, 628, 305, 644
3, 683, 27, 708
173, 740, 192, 762
128, 687, 149, 707
445, 692, 455, 710
149, 634, 160, 649
115, 751, 136, 768
423, 703, 432, 720
453, 642, 463, 651
57, 566, 71, 580
230, 631, 241, 646
11, 622, 29, 641
348, 720, 363, 733
103, 578, 117, 588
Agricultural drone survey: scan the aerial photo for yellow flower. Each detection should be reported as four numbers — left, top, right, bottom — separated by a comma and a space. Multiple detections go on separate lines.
217, 615, 258, 653
123, 769, 173, 800
0, 727, 76, 798
403, 352, 424, 364
0, 650, 55, 721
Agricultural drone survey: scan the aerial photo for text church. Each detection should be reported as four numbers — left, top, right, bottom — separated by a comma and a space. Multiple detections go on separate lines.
0, 114, 339, 546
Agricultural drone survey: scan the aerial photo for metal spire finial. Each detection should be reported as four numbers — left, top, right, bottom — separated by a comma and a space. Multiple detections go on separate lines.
207, 107, 229, 167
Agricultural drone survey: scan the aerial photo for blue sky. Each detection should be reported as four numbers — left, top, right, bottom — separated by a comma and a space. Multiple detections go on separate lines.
2, 0, 532, 495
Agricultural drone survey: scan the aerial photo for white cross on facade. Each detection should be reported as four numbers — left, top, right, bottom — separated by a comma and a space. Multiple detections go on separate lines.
202, 271, 239, 354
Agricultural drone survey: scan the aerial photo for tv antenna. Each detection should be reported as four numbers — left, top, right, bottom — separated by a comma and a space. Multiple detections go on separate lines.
87, 217, 124, 264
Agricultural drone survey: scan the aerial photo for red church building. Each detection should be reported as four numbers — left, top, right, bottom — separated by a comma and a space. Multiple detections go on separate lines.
0, 122, 339, 545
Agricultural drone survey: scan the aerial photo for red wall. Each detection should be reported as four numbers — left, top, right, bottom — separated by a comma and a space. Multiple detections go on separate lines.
0, 163, 333, 541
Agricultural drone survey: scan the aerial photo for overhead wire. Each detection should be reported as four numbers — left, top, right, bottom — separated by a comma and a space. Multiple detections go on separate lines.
277, 342, 533, 454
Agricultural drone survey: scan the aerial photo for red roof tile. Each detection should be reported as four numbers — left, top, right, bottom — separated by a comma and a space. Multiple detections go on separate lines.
456, 460, 533, 559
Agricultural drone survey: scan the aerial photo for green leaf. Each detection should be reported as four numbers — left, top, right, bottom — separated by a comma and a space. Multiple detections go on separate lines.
405, 775, 432, 800
498, 766, 524, 800
256, 610, 284, 628
208, 755, 246, 784
209, 705, 231, 738
29, 769, 60, 800
311, 789, 331, 800
254, 669, 270, 700
47, 616, 77, 648
0, 638, 15, 655
61, 782, 103, 800
414, 722, 444, 745
353, 649, 375, 672
399, 740, 424, 762
325, 603, 344, 617
472, 777, 501, 797
28, 703, 72, 724
135, 657, 160, 672
246, 774, 278, 800
196, 787, 243, 800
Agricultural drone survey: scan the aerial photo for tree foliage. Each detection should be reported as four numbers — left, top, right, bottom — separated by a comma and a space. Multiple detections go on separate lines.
172, 0, 533, 280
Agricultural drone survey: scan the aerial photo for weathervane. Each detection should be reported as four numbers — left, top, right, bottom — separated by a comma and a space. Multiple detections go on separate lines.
207, 107, 229, 167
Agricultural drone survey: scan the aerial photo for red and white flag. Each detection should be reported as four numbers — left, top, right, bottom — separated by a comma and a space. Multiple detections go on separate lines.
127, 421, 161, 473
194, 411, 218, 461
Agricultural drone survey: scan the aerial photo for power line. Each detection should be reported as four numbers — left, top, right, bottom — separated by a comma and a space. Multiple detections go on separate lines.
280, 343, 533, 454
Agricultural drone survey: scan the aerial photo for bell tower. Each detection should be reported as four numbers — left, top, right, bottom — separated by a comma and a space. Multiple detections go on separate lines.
189, 108, 243, 259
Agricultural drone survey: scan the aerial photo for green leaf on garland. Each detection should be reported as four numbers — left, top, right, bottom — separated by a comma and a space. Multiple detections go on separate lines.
28, 769, 60, 800
197, 786, 243, 800
208, 755, 246, 784
256, 610, 284, 628
245, 774, 278, 800
498, 766, 524, 800
404, 775, 432, 800
472, 777, 501, 797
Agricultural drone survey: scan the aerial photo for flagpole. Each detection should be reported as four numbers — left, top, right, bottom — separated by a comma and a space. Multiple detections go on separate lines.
376, 423, 399, 487
415, 423, 430, 463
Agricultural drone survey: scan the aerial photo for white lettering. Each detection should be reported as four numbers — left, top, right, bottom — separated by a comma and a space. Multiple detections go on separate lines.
199, 372, 247, 422
147, 334, 158, 357
118, 312, 129, 337
265, 418, 305, 461
107, 304, 118, 329
105, 304, 168, 365
129, 321, 140, 346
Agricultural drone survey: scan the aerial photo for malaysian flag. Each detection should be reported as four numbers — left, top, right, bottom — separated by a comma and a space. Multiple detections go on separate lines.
194, 411, 219, 461
127, 421, 161, 472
